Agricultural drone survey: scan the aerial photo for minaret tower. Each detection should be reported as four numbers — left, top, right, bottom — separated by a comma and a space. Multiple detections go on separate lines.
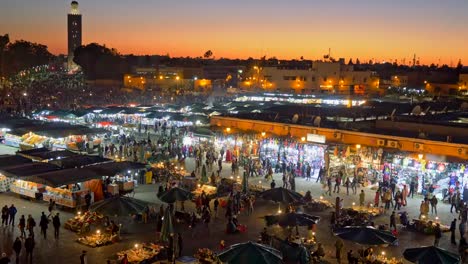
67, 1, 82, 70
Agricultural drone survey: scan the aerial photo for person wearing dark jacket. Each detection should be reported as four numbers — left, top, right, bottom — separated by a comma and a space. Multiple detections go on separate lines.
52, 213, 61, 239
39, 212, 48, 239
450, 219, 457, 245
9, 204, 17, 226
24, 234, 35, 263
13, 237, 21, 264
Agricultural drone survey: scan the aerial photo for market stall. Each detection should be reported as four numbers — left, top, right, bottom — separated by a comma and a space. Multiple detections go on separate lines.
259, 138, 325, 176
382, 153, 468, 198
42, 185, 93, 208
77, 229, 119, 248
328, 145, 383, 184
10, 180, 45, 199
116, 243, 165, 263
65, 211, 105, 233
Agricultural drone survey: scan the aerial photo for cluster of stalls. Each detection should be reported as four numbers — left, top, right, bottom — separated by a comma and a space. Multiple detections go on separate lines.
32, 103, 216, 130
0, 148, 147, 208
0, 117, 105, 151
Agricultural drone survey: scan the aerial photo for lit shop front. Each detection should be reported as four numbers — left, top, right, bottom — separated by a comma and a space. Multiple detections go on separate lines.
258, 137, 326, 172
382, 153, 468, 198
328, 144, 384, 184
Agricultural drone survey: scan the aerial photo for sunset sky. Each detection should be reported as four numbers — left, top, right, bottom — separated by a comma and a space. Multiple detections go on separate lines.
1, 0, 467, 65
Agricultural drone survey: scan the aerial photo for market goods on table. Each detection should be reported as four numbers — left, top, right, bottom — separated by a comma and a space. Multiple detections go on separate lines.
64, 211, 104, 233
192, 185, 217, 198
77, 232, 118, 247
117, 243, 163, 263
194, 248, 216, 264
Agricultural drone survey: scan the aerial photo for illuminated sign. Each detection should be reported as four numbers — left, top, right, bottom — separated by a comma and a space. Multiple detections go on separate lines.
306, 133, 326, 144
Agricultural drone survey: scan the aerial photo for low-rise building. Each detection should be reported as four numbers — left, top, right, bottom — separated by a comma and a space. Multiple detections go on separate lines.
239, 61, 379, 94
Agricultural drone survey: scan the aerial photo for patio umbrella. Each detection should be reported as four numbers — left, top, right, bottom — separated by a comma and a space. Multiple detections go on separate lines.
260, 187, 303, 203
264, 212, 320, 227
218, 241, 283, 264
241, 171, 248, 193
160, 206, 174, 242
89, 196, 150, 217
158, 187, 192, 204
333, 226, 398, 246
403, 246, 460, 264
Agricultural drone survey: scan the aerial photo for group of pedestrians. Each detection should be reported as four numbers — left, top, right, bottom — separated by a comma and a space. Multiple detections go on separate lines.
1, 203, 61, 263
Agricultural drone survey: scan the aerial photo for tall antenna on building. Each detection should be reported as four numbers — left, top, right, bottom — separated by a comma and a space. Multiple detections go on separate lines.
412, 54, 416, 67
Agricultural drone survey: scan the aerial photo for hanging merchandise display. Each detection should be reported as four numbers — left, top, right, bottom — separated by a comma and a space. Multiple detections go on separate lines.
328, 145, 384, 184
259, 138, 325, 178
382, 153, 468, 199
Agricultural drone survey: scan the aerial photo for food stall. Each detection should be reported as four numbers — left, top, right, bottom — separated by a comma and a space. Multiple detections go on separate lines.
42, 185, 94, 208
10, 180, 45, 199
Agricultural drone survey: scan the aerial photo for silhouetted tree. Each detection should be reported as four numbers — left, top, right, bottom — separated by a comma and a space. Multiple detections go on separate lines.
0, 34, 9, 77
348, 58, 354, 65
203, 50, 213, 59
74, 43, 126, 80
355, 58, 361, 65
2, 39, 53, 77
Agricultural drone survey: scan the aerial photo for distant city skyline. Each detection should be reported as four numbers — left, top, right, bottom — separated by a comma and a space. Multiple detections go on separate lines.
1, 0, 467, 65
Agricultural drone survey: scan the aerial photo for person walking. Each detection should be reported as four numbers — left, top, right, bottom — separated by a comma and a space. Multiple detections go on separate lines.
18, 215, 26, 238
459, 220, 466, 240
334, 173, 342, 194
8, 204, 17, 227
409, 180, 416, 198
359, 190, 365, 206
52, 213, 61, 239
434, 223, 442, 246
79, 250, 87, 264
12, 237, 21, 264
430, 195, 438, 215
390, 211, 397, 230
1, 205, 8, 227
24, 234, 34, 263
345, 177, 350, 195
335, 239, 344, 264
26, 215, 35, 238
351, 177, 358, 195
450, 193, 458, 213
327, 177, 332, 196
450, 219, 457, 245
39, 212, 48, 239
